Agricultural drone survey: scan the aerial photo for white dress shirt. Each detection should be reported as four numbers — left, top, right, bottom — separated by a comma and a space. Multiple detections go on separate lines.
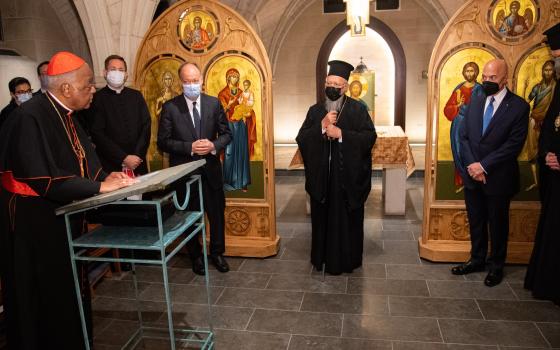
184, 94, 201, 127
184, 94, 216, 155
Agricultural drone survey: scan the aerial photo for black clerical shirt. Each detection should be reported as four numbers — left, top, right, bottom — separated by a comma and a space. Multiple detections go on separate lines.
87, 86, 151, 174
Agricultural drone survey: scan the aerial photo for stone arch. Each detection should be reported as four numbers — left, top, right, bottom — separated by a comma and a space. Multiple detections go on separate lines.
47, 0, 92, 66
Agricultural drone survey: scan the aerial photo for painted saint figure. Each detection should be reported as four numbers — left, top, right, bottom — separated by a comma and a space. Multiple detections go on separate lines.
183, 16, 212, 49
349, 80, 369, 110
232, 79, 255, 122
156, 71, 176, 121
218, 68, 257, 191
444, 61, 484, 192
524, 60, 556, 191
498, 1, 530, 37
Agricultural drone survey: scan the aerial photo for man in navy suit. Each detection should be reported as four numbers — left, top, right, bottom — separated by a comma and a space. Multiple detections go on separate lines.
452, 59, 529, 287
158, 62, 232, 275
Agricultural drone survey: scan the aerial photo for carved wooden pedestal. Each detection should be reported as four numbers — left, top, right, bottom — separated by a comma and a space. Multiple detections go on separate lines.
419, 202, 540, 263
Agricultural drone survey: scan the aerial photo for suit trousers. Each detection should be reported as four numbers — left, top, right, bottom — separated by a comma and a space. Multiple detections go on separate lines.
464, 187, 512, 270
175, 172, 226, 259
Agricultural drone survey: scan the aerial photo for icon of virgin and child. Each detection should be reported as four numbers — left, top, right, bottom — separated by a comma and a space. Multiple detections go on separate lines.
217, 68, 257, 191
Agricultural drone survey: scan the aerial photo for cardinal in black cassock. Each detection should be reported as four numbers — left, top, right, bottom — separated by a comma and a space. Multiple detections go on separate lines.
296, 60, 377, 275
0, 52, 134, 349
524, 23, 560, 306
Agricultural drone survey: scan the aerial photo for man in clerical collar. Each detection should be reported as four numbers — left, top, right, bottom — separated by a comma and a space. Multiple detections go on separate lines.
296, 60, 377, 275
33, 60, 49, 96
0, 51, 134, 349
87, 54, 151, 176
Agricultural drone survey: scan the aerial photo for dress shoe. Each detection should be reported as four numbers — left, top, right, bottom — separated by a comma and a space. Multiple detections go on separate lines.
484, 270, 503, 287
191, 256, 205, 276
210, 254, 230, 273
451, 260, 485, 275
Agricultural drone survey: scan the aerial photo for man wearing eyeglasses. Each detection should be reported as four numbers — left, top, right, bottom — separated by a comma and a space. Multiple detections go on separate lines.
296, 60, 377, 275
0, 77, 33, 131
84, 54, 151, 176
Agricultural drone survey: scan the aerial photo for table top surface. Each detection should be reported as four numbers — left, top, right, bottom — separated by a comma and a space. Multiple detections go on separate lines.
56, 160, 205, 216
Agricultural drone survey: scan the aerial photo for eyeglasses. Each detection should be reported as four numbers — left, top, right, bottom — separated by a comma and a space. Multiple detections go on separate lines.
325, 81, 346, 89
182, 79, 200, 84
15, 89, 33, 95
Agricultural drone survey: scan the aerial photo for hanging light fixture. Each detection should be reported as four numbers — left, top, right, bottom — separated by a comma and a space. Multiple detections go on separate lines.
343, 0, 372, 37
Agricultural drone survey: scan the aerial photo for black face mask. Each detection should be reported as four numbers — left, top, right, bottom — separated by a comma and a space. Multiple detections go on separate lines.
482, 81, 500, 96
325, 87, 342, 101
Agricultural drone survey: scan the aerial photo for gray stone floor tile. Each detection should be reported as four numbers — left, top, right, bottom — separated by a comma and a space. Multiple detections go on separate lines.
508, 282, 537, 301
389, 296, 483, 319
342, 314, 442, 342
363, 251, 421, 265
300, 292, 388, 315
158, 303, 254, 330
94, 319, 139, 346
280, 237, 312, 260
170, 255, 245, 272
428, 281, 517, 300
93, 296, 165, 323
138, 283, 223, 305
393, 341, 497, 349
289, 335, 392, 349
212, 329, 291, 350
340, 263, 387, 278
438, 319, 549, 347
387, 263, 464, 281
267, 274, 347, 293
215, 287, 304, 310
94, 279, 152, 299
367, 229, 415, 241
500, 347, 560, 350
239, 258, 313, 275
190, 271, 271, 289
347, 277, 429, 296
477, 300, 560, 322
121, 265, 196, 284
246, 309, 342, 336
537, 322, 560, 348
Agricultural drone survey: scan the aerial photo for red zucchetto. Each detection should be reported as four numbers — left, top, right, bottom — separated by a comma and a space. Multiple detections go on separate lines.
47, 51, 86, 76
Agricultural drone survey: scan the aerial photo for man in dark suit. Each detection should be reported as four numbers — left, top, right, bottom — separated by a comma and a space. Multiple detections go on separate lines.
452, 59, 529, 287
157, 62, 232, 275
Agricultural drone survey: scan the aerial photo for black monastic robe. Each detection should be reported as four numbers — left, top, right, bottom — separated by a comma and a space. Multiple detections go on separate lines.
0, 99, 17, 132
525, 82, 560, 305
296, 96, 377, 275
85, 86, 151, 174
0, 93, 107, 349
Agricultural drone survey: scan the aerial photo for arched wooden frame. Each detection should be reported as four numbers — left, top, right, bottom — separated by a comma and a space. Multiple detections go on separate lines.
316, 17, 407, 129
133, 0, 279, 257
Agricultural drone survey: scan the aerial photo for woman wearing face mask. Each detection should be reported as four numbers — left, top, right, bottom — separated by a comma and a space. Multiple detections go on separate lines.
0, 77, 33, 132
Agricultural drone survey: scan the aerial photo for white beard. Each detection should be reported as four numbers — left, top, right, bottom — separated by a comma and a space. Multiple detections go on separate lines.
324, 94, 344, 112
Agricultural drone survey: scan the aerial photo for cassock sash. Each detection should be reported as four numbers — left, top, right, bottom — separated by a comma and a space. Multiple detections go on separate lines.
1, 172, 39, 196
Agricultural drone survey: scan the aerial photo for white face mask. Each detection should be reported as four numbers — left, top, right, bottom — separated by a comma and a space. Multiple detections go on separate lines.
106, 70, 126, 88
16, 92, 32, 104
